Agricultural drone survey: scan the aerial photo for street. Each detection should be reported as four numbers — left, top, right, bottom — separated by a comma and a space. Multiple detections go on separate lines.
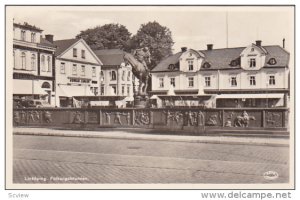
13, 134, 289, 184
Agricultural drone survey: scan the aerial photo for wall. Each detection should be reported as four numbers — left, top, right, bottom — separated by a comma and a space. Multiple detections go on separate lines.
13, 108, 288, 132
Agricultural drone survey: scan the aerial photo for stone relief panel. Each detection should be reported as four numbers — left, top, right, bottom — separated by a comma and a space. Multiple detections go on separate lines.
134, 110, 150, 126
265, 111, 283, 128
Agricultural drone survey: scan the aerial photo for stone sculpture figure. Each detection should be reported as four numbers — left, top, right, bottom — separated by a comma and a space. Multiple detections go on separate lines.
123, 48, 151, 96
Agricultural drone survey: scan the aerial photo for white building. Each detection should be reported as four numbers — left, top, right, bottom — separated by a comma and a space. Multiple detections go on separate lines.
13, 22, 56, 105
53, 38, 103, 107
150, 41, 290, 108
93, 49, 135, 105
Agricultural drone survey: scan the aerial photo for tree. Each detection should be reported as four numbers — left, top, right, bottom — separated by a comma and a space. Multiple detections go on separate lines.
130, 21, 174, 69
76, 23, 132, 50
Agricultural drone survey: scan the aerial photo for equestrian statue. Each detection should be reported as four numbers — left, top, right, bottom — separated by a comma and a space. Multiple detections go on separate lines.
123, 47, 152, 107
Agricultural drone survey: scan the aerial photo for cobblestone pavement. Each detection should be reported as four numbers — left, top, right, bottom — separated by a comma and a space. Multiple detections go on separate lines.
13, 135, 289, 184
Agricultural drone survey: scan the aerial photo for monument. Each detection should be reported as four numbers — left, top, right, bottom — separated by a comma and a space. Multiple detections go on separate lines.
123, 47, 152, 108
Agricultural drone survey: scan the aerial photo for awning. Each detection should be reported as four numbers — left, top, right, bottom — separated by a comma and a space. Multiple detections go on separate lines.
215, 93, 284, 99
158, 95, 211, 100
57, 85, 94, 97
13, 79, 47, 95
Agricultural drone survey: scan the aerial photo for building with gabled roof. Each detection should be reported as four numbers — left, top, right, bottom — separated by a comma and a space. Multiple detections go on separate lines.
150, 40, 290, 108
53, 38, 103, 107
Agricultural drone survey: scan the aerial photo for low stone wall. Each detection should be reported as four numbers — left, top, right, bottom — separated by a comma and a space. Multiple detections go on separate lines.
13, 108, 289, 133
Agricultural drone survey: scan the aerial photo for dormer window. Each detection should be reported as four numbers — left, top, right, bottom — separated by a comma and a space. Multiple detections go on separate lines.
268, 58, 277, 65
203, 62, 211, 69
168, 64, 175, 70
249, 58, 256, 68
230, 60, 238, 67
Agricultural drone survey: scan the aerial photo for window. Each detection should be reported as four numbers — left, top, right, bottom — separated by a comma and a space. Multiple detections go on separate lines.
72, 64, 77, 75
100, 86, 104, 95
31, 32, 36, 43
122, 71, 126, 81
249, 58, 256, 68
13, 50, 16, 69
188, 77, 194, 87
230, 76, 237, 87
112, 86, 117, 95
127, 71, 131, 81
41, 55, 45, 71
70, 78, 80, 83
205, 76, 211, 87
122, 86, 125, 95
111, 71, 116, 80
170, 77, 175, 87
100, 71, 104, 82
31, 54, 36, 71
250, 76, 256, 86
81, 50, 85, 59
21, 30, 26, 41
159, 77, 164, 88
127, 86, 130, 96
94, 87, 98, 95
21, 52, 26, 69
92, 67, 96, 77
73, 48, 77, 57
81, 65, 85, 76
269, 75, 276, 85
60, 62, 65, 74
47, 56, 51, 72
188, 60, 194, 71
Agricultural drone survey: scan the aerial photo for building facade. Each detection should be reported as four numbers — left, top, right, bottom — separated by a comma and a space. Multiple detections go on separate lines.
150, 41, 290, 108
53, 38, 103, 107
94, 49, 135, 104
13, 22, 56, 105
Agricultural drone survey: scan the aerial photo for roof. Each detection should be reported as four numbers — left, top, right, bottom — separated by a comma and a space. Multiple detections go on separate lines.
201, 47, 244, 70
151, 45, 289, 72
39, 37, 56, 48
13, 22, 43, 32
53, 38, 80, 56
93, 49, 125, 66
151, 52, 183, 72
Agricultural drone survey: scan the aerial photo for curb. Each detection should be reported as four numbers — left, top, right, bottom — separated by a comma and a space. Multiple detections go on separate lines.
13, 130, 289, 147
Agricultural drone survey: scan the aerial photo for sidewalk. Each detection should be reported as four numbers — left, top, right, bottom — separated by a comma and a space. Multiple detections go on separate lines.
13, 127, 290, 147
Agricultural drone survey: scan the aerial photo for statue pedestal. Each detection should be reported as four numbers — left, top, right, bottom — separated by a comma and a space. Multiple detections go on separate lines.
134, 95, 149, 108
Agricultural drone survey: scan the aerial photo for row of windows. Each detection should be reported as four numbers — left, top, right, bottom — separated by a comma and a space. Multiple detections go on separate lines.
13, 51, 51, 72
18, 29, 36, 43
158, 75, 276, 88
101, 85, 131, 96
60, 62, 96, 77
101, 71, 131, 82
73, 48, 86, 59
183, 57, 257, 71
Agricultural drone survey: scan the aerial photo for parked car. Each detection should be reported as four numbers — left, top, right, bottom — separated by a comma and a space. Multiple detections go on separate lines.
13, 99, 51, 108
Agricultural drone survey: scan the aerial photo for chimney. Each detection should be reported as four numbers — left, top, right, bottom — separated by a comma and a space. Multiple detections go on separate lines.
283, 38, 285, 49
181, 47, 187, 52
207, 44, 213, 50
45, 34, 54, 43
255, 40, 262, 47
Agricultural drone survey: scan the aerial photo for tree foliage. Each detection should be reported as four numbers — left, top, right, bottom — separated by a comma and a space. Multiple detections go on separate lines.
130, 21, 174, 69
76, 23, 132, 50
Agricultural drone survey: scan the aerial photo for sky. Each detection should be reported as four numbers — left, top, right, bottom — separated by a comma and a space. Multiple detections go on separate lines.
8, 6, 294, 53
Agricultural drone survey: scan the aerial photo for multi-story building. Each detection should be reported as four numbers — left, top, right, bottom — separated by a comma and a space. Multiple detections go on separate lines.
150, 41, 290, 108
94, 49, 135, 104
13, 22, 56, 105
53, 38, 103, 107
